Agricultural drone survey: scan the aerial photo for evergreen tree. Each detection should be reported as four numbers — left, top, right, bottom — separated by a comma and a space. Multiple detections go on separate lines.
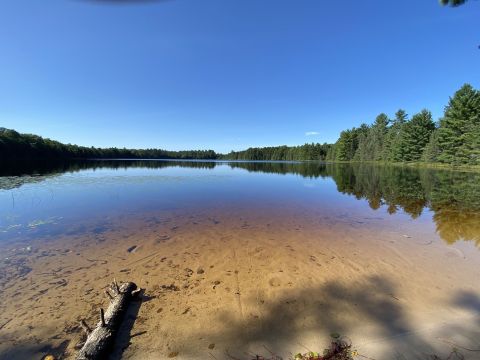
3, 84, 479, 165
384, 109, 408, 161
461, 124, 480, 164
0, 128, 219, 160
352, 123, 370, 161
423, 129, 441, 162
437, 84, 480, 164
326, 144, 336, 161
398, 109, 435, 161
356, 113, 389, 161
335, 129, 356, 161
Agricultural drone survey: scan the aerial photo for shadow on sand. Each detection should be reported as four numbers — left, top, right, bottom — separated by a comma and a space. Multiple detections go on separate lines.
1, 277, 479, 360
108, 292, 153, 360
169, 275, 480, 360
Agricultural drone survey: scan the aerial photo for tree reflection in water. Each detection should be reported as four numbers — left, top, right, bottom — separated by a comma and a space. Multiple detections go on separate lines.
1, 159, 479, 246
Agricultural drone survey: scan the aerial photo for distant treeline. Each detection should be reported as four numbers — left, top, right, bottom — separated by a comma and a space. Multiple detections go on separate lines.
222, 143, 332, 161
1, 84, 478, 164
224, 84, 480, 165
326, 84, 480, 165
0, 126, 332, 162
0, 128, 217, 160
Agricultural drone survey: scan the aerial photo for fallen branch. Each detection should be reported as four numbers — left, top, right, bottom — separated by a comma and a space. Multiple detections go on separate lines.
76, 280, 141, 360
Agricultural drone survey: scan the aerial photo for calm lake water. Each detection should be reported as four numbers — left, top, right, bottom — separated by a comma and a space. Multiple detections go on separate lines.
1, 160, 479, 247
1, 160, 480, 360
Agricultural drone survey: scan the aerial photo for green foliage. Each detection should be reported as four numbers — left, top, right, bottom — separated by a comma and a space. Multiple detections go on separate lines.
223, 143, 331, 161
0, 128, 218, 160
355, 114, 389, 161
334, 129, 359, 161
437, 84, 480, 165
422, 130, 441, 162
396, 109, 435, 161
1, 85, 478, 165
385, 109, 408, 162
371, 113, 390, 161
326, 84, 478, 166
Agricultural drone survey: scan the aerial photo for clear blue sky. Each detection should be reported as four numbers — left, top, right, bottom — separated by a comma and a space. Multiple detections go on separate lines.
0, 0, 479, 153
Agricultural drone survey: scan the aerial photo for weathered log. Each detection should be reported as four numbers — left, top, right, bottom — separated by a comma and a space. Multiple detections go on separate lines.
76, 281, 140, 360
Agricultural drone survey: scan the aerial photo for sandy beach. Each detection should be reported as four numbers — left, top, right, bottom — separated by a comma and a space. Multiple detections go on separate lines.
2, 0, 480, 357
1, 204, 479, 360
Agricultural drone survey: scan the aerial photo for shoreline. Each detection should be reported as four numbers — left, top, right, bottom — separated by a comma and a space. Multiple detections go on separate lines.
1, 206, 479, 359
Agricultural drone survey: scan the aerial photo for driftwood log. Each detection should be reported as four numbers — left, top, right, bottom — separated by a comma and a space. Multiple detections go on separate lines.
76, 280, 141, 360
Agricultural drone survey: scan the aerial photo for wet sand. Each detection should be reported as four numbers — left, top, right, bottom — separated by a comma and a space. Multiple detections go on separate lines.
1, 205, 480, 360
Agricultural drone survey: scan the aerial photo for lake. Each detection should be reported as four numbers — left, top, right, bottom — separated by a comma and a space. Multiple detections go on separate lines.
0, 160, 479, 360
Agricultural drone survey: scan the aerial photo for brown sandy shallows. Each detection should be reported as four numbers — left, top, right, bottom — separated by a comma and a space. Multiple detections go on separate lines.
0, 207, 480, 360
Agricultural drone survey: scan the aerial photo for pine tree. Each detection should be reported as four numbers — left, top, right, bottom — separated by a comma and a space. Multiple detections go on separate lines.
399, 110, 435, 161
422, 130, 441, 162
335, 130, 355, 161
352, 123, 370, 161
437, 84, 480, 164
384, 109, 408, 161
367, 113, 390, 161
461, 124, 480, 164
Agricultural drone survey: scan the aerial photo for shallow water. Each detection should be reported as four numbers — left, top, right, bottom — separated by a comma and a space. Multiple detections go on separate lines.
0, 160, 479, 359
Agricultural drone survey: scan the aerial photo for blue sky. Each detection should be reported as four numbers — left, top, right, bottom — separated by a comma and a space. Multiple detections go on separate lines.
0, 0, 479, 153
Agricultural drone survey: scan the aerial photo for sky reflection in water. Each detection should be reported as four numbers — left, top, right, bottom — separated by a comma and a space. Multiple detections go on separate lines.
0, 160, 479, 247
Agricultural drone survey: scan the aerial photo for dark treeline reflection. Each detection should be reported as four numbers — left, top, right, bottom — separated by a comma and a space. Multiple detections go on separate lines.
1, 160, 479, 246
0, 159, 216, 177
228, 161, 330, 178
0, 159, 216, 190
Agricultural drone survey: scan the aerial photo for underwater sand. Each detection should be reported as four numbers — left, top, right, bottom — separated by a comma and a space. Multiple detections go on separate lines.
1, 208, 479, 359
0, 162, 480, 359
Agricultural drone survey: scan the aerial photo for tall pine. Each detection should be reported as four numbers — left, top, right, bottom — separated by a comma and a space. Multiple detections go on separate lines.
398, 109, 435, 161
437, 84, 480, 164
385, 109, 408, 161
422, 129, 441, 162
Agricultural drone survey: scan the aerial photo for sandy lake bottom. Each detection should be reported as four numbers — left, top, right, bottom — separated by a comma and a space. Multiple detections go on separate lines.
0, 161, 479, 360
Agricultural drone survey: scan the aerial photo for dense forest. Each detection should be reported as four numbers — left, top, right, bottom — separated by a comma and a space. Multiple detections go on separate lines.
225, 84, 480, 165
222, 143, 332, 161
325, 84, 480, 165
1, 84, 478, 165
0, 128, 217, 160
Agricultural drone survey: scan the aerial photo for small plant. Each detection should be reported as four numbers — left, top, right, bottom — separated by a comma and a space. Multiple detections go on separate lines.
293, 338, 354, 360
251, 336, 354, 360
